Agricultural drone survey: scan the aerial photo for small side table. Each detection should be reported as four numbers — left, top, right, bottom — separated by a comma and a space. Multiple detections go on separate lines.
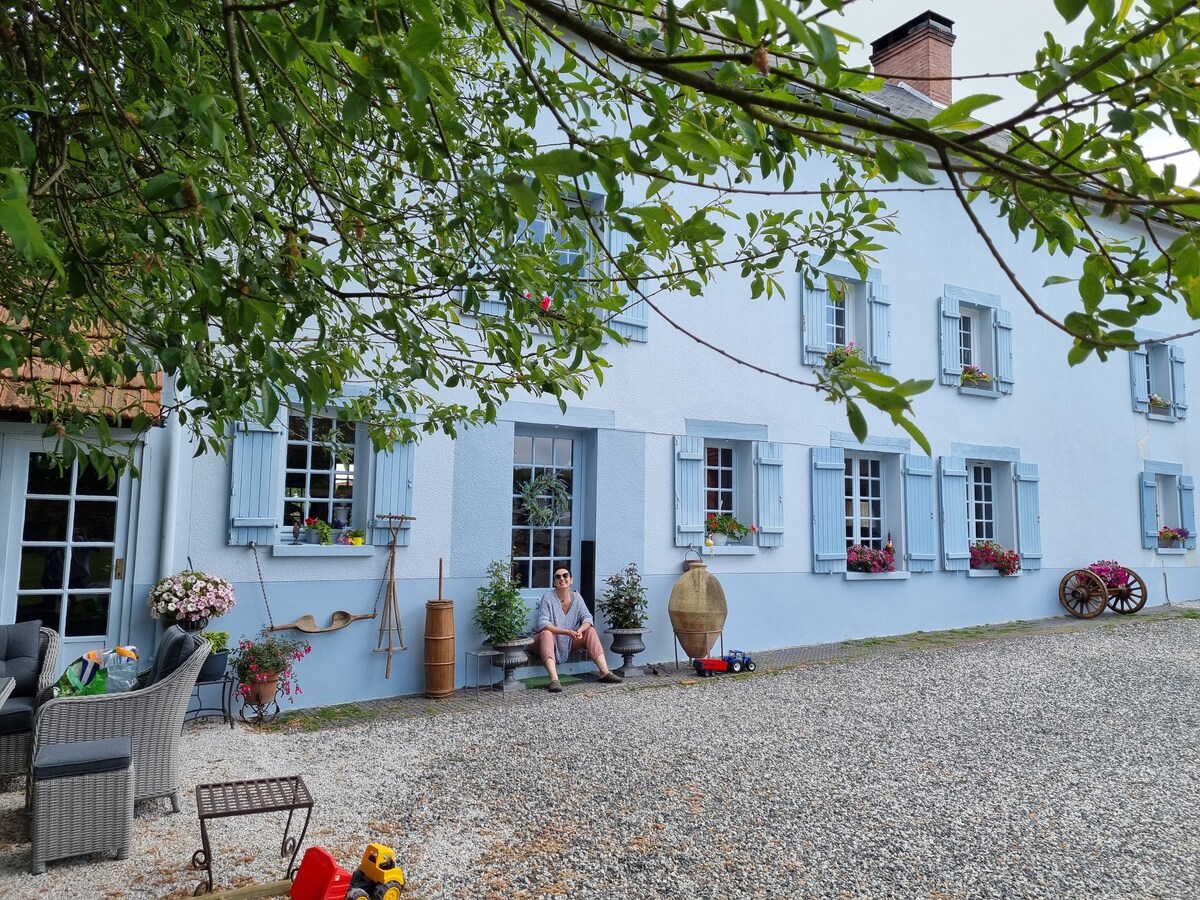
186, 675, 235, 729
464, 648, 500, 696
192, 775, 313, 895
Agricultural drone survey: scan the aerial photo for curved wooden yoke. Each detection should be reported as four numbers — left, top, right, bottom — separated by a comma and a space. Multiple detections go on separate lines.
266, 612, 375, 634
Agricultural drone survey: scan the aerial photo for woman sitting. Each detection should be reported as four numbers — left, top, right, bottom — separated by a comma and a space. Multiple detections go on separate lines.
533, 565, 624, 693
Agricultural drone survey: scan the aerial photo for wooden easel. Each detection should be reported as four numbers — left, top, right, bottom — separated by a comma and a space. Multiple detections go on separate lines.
374, 514, 413, 677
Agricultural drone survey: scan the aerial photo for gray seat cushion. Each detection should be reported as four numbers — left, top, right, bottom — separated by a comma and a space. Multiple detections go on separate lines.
147, 625, 200, 685
0, 696, 34, 735
0, 619, 41, 696
33, 736, 133, 781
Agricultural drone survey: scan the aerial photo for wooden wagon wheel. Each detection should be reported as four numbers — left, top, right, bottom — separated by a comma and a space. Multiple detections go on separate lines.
1106, 567, 1148, 615
1058, 569, 1108, 619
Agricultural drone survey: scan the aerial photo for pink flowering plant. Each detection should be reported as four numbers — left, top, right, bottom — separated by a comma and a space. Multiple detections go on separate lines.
1087, 560, 1129, 590
824, 341, 864, 369
846, 544, 895, 573
146, 570, 236, 624
969, 540, 1021, 576
231, 633, 312, 703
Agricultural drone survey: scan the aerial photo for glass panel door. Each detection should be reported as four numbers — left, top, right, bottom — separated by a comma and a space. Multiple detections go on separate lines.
4, 446, 129, 653
511, 432, 578, 591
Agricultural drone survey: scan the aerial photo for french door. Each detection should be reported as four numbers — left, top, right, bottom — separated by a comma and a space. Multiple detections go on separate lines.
1, 438, 132, 659
511, 430, 583, 592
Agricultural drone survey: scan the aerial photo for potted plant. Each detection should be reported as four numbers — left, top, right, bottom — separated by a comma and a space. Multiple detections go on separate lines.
231, 632, 313, 707
969, 540, 1021, 575
304, 517, 333, 544
473, 559, 532, 691
198, 630, 231, 681
146, 569, 236, 632
598, 562, 651, 678
1158, 526, 1189, 547
343, 528, 365, 546
960, 364, 992, 388
824, 340, 864, 369
705, 512, 754, 545
1148, 392, 1170, 411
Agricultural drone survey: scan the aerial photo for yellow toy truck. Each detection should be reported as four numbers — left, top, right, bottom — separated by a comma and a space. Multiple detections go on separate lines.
345, 843, 405, 900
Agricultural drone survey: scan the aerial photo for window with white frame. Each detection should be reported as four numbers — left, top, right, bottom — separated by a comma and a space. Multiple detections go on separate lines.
228, 407, 415, 548
801, 263, 892, 371
1129, 342, 1187, 419
283, 412, 360, 530
844, 455, 884, 549
968, 463, 995, 541
939, 451, 1041, 571
1139, 461, 1196, 550
939, 286, 1014, 394
704, 443, 737, 518
674, 429, 784, 549
811, 441, 937, 574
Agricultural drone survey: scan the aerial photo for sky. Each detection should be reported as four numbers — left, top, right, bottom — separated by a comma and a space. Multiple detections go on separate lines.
827, 1, 1196, 180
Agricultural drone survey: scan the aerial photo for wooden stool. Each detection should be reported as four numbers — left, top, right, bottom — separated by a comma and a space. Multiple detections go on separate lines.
31, 736, 134, 874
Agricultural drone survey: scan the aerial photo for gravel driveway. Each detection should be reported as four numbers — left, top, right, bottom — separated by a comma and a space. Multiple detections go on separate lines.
1, 613, 1197, 899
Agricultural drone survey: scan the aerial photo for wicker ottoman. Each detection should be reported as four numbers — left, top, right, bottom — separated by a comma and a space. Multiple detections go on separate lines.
31, 736, 134, 874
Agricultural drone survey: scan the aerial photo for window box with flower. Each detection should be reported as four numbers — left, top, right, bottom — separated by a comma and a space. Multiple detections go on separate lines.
824, 341, 864, 369
1158, 525, 1189, 548
969, 540, 1021, 576
960, 364, 993, 390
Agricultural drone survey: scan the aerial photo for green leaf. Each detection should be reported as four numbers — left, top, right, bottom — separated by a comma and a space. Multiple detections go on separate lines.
1054, 0, 1089, 22
520, 149, 595, 177
845, 400, 867, 444
143, 174, 183, 202
929, 95, 1003, 129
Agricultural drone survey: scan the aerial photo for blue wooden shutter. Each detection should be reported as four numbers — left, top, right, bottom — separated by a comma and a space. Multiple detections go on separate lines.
811, 447, 846, 573
802, 284, 829, 366
372, 441, 415, 547
1140, 469, 1158, 548
903, 454, 935, 572
993, 308, 1015, 394
1129, 348, 1150, 413
1014, 462, 1041, 570
940, 456, 970, 571
1171, 345, 1188, 419
607, 228, 649, 342
674, 435, 704, 547
228, 420, 282, 546
867, 282, 892, 373
754, 441, 784, 549
938, 295, 961, 385
1181, 475, 1196, 549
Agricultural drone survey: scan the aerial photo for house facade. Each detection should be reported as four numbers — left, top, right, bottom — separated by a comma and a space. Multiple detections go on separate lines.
1, 13, 1196, 708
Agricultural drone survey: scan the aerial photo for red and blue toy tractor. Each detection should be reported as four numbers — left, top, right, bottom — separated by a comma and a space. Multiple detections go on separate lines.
692, 650, 756, 677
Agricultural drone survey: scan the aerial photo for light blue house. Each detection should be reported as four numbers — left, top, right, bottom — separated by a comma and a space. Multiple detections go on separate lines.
1, 12, 1195, 708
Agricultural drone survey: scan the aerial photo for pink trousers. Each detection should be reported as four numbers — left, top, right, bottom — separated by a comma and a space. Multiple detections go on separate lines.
534, 627, 604, 663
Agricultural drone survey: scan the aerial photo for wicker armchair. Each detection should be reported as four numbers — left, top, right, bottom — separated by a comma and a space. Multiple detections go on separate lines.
31, 631, 209, 812
0, 627, 62, 780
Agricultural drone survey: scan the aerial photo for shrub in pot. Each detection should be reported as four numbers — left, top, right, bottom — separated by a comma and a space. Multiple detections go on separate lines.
198, 630, 231, 681
598, 562, 651, 678
473, 559, 532, 691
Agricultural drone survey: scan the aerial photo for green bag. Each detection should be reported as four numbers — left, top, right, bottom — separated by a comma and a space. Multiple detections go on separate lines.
55, 652, 108, 697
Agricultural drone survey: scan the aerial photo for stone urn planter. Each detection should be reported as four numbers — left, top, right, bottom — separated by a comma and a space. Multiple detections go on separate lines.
605, 627, 650, 678
489, 636, 534, 691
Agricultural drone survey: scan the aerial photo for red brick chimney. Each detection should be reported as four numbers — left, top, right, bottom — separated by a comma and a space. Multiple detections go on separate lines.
869, 11, 956, 106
